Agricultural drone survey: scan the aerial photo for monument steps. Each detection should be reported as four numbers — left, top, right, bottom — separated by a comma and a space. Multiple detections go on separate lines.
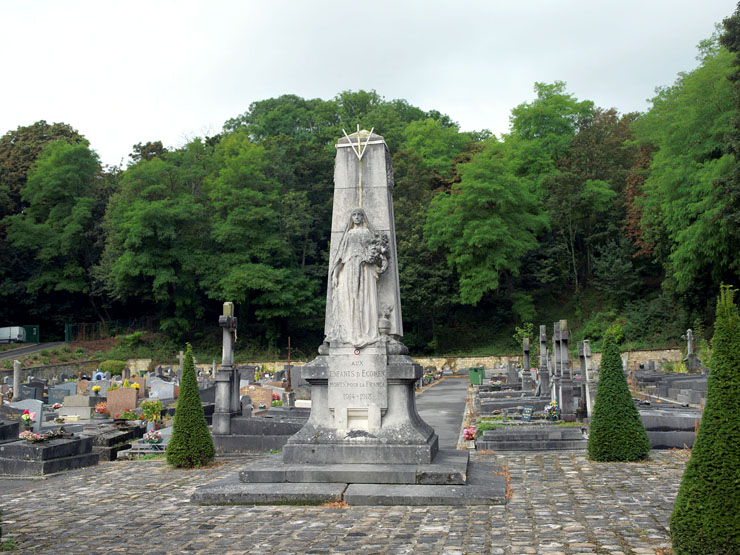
476, 426, 588, 451
239, 449, 468, 485
192, 457, 507, 506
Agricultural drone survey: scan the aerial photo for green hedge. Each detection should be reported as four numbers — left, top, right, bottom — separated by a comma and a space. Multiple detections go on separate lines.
166, 343, 214, 468
99, 360, 126, 376
670, 286, 740, 554
586, 333, 650, 461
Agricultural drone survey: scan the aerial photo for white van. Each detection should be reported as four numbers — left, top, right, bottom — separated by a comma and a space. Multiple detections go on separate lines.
0, 327, 26, 344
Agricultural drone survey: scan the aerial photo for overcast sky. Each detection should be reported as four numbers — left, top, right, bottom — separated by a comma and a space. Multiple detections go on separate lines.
2, 1, 737, 167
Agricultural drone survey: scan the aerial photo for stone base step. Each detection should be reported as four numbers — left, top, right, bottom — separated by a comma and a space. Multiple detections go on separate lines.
240, 449, 468, 485
0, 452, 99, 476
93, 443, 132, 461
191, 459, 507, 506
213, 434, 292, 453
476, 439, 587, 451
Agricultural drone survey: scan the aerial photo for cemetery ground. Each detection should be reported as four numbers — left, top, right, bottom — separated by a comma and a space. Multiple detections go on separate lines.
0, 449, 684, 554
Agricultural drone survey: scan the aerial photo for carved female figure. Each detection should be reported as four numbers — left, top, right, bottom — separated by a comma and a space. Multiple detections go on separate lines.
328, 208, 388, 348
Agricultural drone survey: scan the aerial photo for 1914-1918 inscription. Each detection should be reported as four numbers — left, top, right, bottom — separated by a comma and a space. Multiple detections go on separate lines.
328, 347, 388, 409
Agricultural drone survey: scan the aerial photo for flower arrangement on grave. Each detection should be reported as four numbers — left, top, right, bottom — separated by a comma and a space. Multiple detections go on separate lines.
107, 383, 119, 391
463, 426, 476, 441
52, 403, 62, 410
18, 427, 69, 443
91, 385, 101, 395
20, 409, 36, 429
143, 430, 163, 444
258, 403, 267, 410
132, 382, 140, 390
94, 402, 109, 416
271, 393, 283, 407
544, 401, 560, 421
54, 417, 65, 424
114, 408, 139, 420
140, 400, 164, 422
18, 430, 45, 442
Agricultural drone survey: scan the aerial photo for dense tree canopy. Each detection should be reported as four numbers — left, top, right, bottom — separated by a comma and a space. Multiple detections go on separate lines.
1, 9, 740, 353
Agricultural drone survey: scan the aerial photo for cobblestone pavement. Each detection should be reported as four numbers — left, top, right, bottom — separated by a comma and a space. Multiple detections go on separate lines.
0, 449, 687, 554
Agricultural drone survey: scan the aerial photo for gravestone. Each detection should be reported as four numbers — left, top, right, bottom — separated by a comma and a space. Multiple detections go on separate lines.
104, 372, 111, 380
107, 388, 138, 418
131, 377, 147, 398
90, 380, 110, 398
149, 379, 176, 400
2, 377, 9, 385
77, 379, 90, 395
20, 385, 38, 401
12, 360, 21, 402
538, 325, 550, 398
521, 338, 533, 391
8, 399, 43, 432
199, 384, 216, 404
60, 394, 96, 420
59, 373, 68, 382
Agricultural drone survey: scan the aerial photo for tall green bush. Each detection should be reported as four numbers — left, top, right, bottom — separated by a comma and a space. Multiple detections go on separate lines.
670, 286, 740, 554
166, 343, 214, 468
99, 360, 126, 376
587, 333, 650, 461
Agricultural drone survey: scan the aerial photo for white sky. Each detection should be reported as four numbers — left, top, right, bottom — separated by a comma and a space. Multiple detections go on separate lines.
1, 0, 737, 167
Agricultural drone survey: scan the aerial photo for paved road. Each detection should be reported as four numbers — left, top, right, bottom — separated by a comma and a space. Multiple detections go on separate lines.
0, 342, 64, 361
416, 377, 469, 449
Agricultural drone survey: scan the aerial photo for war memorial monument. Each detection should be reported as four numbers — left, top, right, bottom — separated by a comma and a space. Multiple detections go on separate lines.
193, 129, 507, 505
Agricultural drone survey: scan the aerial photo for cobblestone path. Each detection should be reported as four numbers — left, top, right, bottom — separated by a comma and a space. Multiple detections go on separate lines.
0, 449, 687, 554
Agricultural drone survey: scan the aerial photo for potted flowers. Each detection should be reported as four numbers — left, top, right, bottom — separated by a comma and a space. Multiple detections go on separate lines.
20, 409, 36, 430
271, 393, 283, 407
463, 425, 476, 449
94, 402, 109, 419
143, 430, 163, 444
140, 399, 164, 431
52, 402, 63, 411
545, 400, 560, 421
91, 385, 102, 396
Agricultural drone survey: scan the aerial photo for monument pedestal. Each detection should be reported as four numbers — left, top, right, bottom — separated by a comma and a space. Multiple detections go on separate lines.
282, 347, 438, 465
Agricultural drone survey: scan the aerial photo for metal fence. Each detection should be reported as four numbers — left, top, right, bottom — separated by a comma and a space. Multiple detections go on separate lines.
64, 316, 158, 343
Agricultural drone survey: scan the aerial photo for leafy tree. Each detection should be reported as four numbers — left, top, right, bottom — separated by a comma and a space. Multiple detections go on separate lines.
166, 343, 215, 468
0, 120, 84, 219
587, 333, 650, 461
670, 286, 740, 554
425, 137, 548, 304
3, 140, 109, 321
632, 37, 737, 298
129, 141, 167, 164
401, 118, 472, 177
99, 140, 212, 335
200, 131, 321, 328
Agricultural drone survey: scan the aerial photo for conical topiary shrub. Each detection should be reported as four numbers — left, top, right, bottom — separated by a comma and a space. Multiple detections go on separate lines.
670, 286, 740, 554
166, 343, 215, 468
587, 333, 650, 461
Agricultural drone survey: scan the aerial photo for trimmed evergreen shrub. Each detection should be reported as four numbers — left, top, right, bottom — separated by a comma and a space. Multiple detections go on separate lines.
670, 286, 740, 554
166, 343, 214, 468
99, 360, 126, 376
587, 333, 650, 461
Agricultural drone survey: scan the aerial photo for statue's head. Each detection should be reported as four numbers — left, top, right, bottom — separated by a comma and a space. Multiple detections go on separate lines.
350, 208, 366, 226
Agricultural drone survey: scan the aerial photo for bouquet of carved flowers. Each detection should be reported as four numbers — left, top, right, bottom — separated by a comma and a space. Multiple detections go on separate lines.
143, 430, 162, 444
463, 426, 476, 441
52, 403, 63, 410
20, 409, 36, 428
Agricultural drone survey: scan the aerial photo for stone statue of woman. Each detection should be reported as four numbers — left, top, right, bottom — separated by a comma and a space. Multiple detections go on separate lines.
327, 208, 388, 348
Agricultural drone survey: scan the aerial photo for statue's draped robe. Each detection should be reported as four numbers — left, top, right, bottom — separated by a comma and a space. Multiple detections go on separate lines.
329, 225, 379, 348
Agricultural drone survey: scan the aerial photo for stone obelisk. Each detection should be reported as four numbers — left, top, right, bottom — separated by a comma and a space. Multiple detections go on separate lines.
282, 130, 438, 464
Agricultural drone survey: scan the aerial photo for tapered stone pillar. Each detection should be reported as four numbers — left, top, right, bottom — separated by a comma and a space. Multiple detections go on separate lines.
539, 325, 550, 398
283, 130, 437, 465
